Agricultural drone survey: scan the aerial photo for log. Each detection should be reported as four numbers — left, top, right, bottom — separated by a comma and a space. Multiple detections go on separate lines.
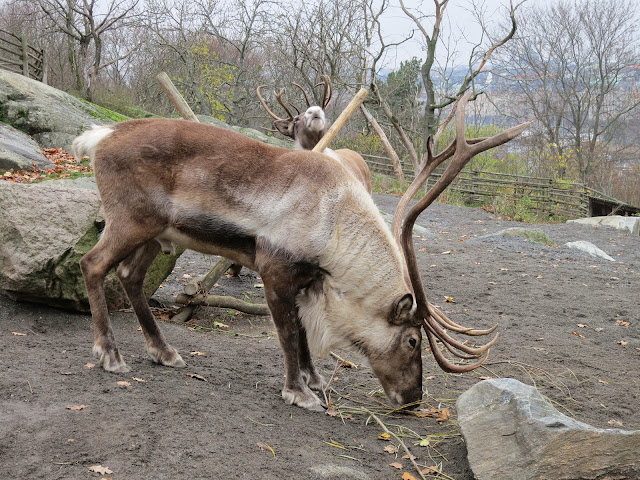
176, 294, 270, 316
312, 88, 368, 153
156, 72, 199, 123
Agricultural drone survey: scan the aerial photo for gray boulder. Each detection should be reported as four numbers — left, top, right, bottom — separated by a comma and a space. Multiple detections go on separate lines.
457, 378, 640, 480
196, 114, 292, 148
481, 227, 555, 246
0, 69, 120, 151
0, 122, 53, 170
564, 240, 615, 261
0, 178, 181, 311
568, 216, 640, 236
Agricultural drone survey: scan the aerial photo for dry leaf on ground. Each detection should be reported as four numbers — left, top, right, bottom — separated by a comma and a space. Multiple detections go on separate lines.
384, 445, 398, 454
88, 465, 112, 475
66, 405, 86, 411
401, 473, 417, 480
257, 442, 275, 456
117, 381, 131, 387
389, 462, 403, 469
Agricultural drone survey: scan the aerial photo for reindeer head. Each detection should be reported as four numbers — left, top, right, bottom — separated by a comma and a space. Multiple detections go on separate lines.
257, 75, 333, 150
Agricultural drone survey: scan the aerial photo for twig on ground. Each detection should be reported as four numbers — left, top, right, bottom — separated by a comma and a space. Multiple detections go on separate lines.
363, 408, 427, 480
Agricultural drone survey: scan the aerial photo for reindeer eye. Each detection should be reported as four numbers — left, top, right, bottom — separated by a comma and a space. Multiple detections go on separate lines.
408, 337, 417, 349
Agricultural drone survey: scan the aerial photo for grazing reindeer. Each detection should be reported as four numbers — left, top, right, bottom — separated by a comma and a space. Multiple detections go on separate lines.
257, 75, 371, 194
73, 91, 527, 412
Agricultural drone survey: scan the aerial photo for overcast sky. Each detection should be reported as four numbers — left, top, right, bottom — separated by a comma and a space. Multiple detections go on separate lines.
379, 0, 522, 69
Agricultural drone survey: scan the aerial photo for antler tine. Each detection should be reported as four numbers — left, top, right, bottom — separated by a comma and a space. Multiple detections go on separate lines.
292, 82, 312, 108
389, 90, 529, 373
273, 88, 295, 120
314, 74, 332, 109
257, 85, 289, 121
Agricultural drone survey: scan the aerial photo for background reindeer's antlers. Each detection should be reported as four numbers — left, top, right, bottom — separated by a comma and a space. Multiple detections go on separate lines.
394, 91, 530, 373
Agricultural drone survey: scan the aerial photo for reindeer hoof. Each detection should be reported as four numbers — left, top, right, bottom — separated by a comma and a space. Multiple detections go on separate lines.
301, 370, 327, 391
93, 344, 130, 373
282, 386, 325, 412
147, 345, 186, 368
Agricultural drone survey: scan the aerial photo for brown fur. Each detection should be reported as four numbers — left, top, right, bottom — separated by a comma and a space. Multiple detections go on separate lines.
74, 118, 422, 411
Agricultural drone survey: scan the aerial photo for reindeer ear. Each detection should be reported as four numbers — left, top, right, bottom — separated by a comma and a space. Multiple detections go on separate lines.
273, 119, 294, 138
391, 293, 414, 324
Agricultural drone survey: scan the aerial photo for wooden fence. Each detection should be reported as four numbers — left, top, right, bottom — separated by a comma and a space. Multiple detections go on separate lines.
0, 29, 47, 83
362, 154, 640, 219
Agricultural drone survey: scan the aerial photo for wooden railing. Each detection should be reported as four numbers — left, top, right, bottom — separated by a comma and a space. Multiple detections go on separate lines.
0, 29, 47, 83
362, 153, 639, 219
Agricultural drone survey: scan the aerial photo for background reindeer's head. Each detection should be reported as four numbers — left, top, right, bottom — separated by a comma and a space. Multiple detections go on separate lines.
257, 75, 332, 150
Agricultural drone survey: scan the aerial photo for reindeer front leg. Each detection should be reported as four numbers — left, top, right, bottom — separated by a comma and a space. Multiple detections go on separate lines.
260, 263, 325, 412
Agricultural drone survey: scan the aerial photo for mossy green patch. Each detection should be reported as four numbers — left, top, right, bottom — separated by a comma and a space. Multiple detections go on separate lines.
502, 228, 556, 246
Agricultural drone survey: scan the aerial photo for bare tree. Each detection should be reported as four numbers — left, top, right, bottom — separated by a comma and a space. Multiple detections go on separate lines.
361, 0, 522, 174
493, 0, 640, 187
31, 0, 142, 100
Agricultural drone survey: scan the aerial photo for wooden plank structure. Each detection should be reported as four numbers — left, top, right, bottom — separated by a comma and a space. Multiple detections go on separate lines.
0, 29, 47, 83
362, 153, 640, 219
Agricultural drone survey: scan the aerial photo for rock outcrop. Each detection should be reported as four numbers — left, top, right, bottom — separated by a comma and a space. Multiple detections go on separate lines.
568, 216, 640, 236
457, 378, 640, 480
0, 122, 52, 171
0, 69, 118, 152
0, 178, 180, 311
564, 240, 615, 261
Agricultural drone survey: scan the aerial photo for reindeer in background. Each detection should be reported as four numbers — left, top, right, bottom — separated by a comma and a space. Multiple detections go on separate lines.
257, 75, 371, 193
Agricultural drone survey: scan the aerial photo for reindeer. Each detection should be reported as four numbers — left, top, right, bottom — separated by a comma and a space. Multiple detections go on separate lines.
257, 75, 371, 193
73, 91, 527, 412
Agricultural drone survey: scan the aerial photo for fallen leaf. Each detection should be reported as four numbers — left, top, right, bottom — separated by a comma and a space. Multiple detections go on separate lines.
190, 351, 206, 356
384, 445, 398, 454
536, 275, 544, 279
11, 331, 27, 336
66, 405, 86, 411
254, 283, 264, 288
445, 296, 455, 303
378, 432, 391, 441
607, 419, 624, 427
479, 376, 495, 380
418, 438, 430, 447
132, 377, 146, 383
257, 442, 276, 456
421, 466, 440, 475
326, 408, 339, 417
577, 324, 588, 328
402, 473, 417, 480
616, 320, 630, 327
84, 362, 95, 368
213, 321, 229, 328
598, 379, 610, 384
571, 331, 585, 338
617, 340, 628, 346
88, 465, 113, 475
419, 248, 427, 252
441, 250, 451, 255
389, 462, 403, 469
499, 267, 509, 271
117, 381, 131, 387
186, 372, 207, 381
594, 328, 604, 332
424, 375, 435, 380
402, 453, 416, 460
437, 408, 450, 422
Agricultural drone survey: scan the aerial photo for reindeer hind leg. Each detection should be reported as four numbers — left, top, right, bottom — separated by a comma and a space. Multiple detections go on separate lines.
81, 225, 148, 373
117, 241, 186, 368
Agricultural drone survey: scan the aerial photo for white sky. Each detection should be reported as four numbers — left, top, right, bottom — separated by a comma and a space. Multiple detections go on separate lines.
380, 0, 521, 69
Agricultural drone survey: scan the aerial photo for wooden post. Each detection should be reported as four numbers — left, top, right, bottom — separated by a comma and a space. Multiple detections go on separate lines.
156, 72, 199, 122
21, 36, 29, 78
41, 49, 47, 84
312, 88, 368, 153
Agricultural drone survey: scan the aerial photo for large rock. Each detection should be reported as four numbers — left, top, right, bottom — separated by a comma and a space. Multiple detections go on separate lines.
457, 378, 640, 480
196, 114, 292, 148
0, 122, 53, 170
0, 69, 120, 151
564, 240, 615, 261
568, 216, 640, 236
0, 178, 181, 311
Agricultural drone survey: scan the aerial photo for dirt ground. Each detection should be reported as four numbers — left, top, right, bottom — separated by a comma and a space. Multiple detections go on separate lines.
1, 193, 639, 480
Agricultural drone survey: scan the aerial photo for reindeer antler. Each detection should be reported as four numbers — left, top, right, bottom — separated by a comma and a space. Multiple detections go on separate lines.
314, 74, 333, 109
256, 85, 294, 121
393, 91, 529, 373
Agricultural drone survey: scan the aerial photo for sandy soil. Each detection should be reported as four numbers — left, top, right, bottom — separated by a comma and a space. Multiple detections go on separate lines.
1, 194, 638, 480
